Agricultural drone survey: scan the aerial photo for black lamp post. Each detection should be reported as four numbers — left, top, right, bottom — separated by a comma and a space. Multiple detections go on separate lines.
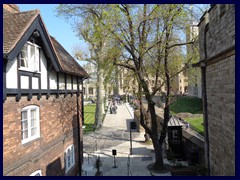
112, 149, 117, 168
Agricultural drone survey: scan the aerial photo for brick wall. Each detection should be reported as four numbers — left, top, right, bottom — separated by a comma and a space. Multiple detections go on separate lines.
3, 94, 83, 176
198, 4, 235, 176
206, 56, 235, 175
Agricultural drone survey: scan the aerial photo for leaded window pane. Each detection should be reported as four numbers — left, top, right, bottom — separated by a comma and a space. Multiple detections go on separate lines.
31, 110, 37, 128
22, 111, 27, 120
22, 121, 28, 130
21, 105, 40, 143
67, 149, 71, 164
31, 109, 36, 119
22, 130, 28, 140
31, 127, 37, 136
20, 45, 28, 68
31, 119, 37, 127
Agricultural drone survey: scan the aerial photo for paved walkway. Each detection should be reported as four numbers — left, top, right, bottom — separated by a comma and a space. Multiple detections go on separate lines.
82, 103, 171, 176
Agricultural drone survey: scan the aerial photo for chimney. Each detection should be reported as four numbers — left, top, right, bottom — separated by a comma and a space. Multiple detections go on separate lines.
3, 4, 20, 13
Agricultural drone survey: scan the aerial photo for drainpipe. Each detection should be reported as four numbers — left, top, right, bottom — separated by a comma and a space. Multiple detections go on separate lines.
77, 78, 83, 176
202, 22, 210, 176
82, 80, 85, 125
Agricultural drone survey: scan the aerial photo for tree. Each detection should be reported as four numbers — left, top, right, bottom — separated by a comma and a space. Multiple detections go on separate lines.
56, 4, 202, 171
56, 5, 116, 128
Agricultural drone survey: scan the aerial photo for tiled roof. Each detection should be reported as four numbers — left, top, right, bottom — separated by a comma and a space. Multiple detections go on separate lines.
3, 8, 89, 78
168, 116, 183, 127
50, 36, 90, 78
3, 9, 39, 54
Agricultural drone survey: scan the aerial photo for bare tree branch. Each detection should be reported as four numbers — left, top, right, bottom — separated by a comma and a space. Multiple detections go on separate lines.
168, 40, 195, 50
113, 61, 136, 71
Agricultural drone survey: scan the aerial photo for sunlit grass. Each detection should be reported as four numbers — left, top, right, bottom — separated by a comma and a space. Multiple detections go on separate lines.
84, 104, 96, 133
170, 96, 204, 135
184, 117, 204, 135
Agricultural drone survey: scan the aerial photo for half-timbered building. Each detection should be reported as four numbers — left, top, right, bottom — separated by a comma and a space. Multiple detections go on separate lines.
3, 4, 89, 176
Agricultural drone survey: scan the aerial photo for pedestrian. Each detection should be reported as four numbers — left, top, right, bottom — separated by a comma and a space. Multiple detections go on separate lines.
110, 106, 113, 114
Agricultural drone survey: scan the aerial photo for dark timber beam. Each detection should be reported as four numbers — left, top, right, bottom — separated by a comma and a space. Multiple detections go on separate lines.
3, 59, 7, 102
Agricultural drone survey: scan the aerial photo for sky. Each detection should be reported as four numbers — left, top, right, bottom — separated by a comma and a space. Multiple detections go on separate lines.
16, 4, 210, 66
17, 4, 88, 66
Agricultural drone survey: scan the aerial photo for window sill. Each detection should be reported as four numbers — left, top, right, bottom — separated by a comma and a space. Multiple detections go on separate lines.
18, 68, 41, 74
21, 136, 41, 146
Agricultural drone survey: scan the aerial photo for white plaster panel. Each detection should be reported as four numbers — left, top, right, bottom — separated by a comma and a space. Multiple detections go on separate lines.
6, 58, 18, 89
59, 73, 65, 90
21, 76, 29, 89
67, 75, 72, 90
49, 70, 57, 89
73, 76, 77, 90
40, 52, 48, 89
32, 77, 39, 89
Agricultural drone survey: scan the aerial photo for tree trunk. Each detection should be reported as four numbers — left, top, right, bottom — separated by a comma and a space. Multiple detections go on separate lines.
114, 66, 120, 95
95, 68, 104, 128
151, 136, 165, 170
137, 70, 167, 171
147, 102, 166, 171
144, 132, 151, 142
158, 24, 171, 167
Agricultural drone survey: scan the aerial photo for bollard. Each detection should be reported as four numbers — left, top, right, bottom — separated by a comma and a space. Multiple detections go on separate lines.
112, 149, 117, 168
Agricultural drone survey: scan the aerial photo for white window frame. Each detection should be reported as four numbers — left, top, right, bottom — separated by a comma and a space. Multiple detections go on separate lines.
19, 41, 40, 73
21, 105, 40, 144
30, 170, 42, 176
65, 144, 75, 173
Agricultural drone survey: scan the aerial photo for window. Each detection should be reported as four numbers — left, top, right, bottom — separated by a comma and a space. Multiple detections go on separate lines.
65, 145, 75, 173
89, 87, 93, 95
20, 41, 40, 72
21, 105, 40, 144
30, 170, 42, 176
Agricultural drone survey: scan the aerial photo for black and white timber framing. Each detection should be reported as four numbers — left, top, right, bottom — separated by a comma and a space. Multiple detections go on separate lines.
3, 14, 86, 102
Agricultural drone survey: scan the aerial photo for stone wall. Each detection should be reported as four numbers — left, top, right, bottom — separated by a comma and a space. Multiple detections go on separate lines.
205, 5, 235, 59
3, 94, 83, 176
199, 5, 235, 61
198, 4, 235, 176
206, 56, 235, 175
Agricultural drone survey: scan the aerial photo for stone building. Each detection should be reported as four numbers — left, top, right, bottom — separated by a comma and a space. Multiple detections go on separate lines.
195, 4, 235, 175
82, 62, 97, 99
3, 4, 89, 176
186, 22, 202, 98
171, 68, 188, 95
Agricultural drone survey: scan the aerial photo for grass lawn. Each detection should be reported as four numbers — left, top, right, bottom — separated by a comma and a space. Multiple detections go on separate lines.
84, 104, 96, 133
184, 117, 204, 135
170, 96, 204, 135
170, 96, 203, 115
